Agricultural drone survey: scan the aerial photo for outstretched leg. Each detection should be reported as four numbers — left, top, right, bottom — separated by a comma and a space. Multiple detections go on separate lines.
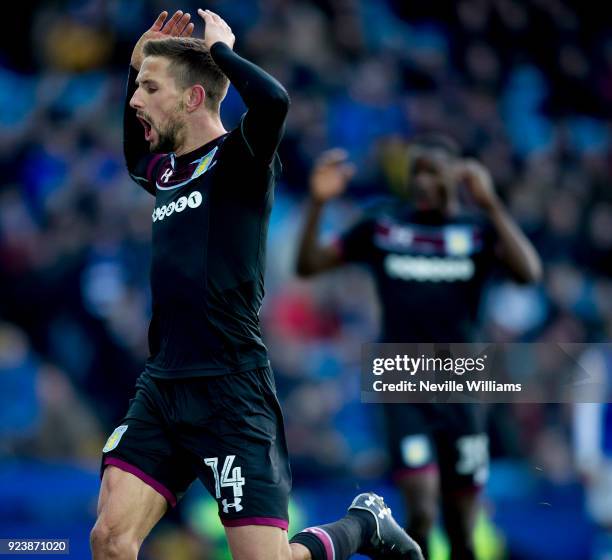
222, 525, 313, 560
290, 492, 424, 560
223, 492, 424, 559
223, 514, 368, 560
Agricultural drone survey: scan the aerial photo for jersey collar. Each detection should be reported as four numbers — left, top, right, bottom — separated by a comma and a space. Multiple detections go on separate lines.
171, 133, 230, 167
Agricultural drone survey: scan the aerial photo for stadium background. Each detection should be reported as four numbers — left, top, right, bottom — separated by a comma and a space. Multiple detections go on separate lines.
1, 0, 611, 558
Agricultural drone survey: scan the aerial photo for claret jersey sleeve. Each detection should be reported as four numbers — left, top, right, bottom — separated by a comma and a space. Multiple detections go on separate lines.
123, 66, 165, 195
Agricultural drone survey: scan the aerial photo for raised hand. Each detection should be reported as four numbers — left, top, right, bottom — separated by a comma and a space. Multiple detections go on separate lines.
197, 9, 235, 50
131, 10, 195, 70
454, 158, 499, 212
310, 149, 356, 203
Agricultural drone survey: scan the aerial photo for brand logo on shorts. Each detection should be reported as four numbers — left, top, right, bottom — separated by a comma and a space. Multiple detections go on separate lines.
103, 425, 128, 453
222, 498, 243, 513
152, 191, 203, 222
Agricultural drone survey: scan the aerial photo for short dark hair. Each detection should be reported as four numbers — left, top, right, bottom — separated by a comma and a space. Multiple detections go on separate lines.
143, 37, 229, 112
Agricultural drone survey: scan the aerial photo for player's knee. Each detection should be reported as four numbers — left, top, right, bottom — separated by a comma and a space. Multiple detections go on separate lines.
90, 520, 139, 559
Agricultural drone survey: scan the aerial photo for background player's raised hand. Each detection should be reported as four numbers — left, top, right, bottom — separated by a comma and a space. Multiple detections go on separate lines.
455, 159, 500, 212
131, 11, 195, 70
310, 149, 356, 203
198, 9, 235, 51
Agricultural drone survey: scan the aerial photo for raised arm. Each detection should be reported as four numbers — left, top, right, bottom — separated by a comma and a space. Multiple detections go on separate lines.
199, 9, 289, 165
456, 160, 543, 284
124, 11, 194, 193
296, 150, 355, 277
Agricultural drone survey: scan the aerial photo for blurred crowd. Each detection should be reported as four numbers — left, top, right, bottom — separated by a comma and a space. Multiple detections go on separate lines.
1, 0, 611, 558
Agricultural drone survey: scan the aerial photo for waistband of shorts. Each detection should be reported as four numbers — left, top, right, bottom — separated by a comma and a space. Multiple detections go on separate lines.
145, 357, 271, 379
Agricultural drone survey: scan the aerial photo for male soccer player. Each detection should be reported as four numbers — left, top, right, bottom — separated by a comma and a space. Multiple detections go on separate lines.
91, 9, 423, 560
296, 138, 542, 559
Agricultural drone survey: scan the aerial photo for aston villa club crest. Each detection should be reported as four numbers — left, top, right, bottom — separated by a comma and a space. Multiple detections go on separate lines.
192, 146, 219, 179
102, 425, 128, 453
445, 227, 472, 256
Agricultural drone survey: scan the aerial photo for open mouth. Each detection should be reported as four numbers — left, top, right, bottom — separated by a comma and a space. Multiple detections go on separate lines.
137, 114, 153, 141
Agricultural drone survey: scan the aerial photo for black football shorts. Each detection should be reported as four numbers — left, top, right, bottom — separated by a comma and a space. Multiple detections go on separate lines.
382, 402, 489, 491
100, 366, 291, 529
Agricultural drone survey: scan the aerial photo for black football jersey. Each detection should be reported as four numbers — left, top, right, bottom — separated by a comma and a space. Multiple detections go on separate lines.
123, 43, 289, 377
339, 205, 497, 342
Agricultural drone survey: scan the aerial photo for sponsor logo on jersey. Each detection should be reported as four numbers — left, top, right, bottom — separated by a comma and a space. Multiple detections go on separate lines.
152, 191, 203, 222
103, 425, 128, 453
384, 254, 475, 282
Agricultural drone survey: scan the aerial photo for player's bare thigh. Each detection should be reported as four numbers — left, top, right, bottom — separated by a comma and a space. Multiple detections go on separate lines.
225, 525, 311, 560
91, 466, 168, 559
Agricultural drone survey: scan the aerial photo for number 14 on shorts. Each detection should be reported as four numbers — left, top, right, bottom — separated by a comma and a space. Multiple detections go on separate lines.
204, 455, 246, 513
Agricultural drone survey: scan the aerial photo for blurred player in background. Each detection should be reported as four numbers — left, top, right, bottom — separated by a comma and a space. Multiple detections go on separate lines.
296, 136, 542, 559
91, 8, 423, 560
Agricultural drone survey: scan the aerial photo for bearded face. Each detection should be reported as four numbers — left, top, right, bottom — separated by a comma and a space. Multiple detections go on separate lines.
130, 56, 188, 154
